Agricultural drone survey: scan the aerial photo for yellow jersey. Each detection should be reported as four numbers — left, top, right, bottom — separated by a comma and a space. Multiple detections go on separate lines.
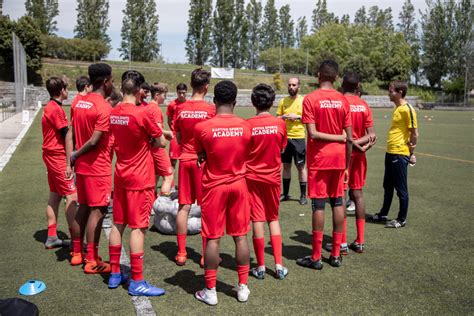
276, 95, 305, 139
386, 103, 418, 156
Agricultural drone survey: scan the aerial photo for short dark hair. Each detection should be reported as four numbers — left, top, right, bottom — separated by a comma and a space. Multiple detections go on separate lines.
191, 68, 211, 90
150, 83, 168, 98
46, 76, 68, 97
176, 83, 187, 91
342, 71, 361, 94
251, 83, 275, 111
318, 60, 339, 83
88, 63, 112, 90
214, 80, 237, 105
140, 82, 150, 91
390, 80, 408, 98
121, 70, 145, 87
76, 76, 90, 92
121, 70, 145, 95
108, 87, 122, 106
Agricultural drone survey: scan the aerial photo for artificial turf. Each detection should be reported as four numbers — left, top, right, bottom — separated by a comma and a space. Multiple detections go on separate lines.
0, 106, 473, 314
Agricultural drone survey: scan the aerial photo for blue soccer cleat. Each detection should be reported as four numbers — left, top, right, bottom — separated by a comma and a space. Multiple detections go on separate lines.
128, 280, 165, 297
108, 272, 129, 289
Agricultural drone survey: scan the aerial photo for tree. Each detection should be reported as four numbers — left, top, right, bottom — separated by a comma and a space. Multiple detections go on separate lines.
295, 16, 308, 48
354, 6, 367, 25
211, 0, 234, 67
311, 0, 336, 32
368, 5, 393, 30
340, 14, 350, 25
25, 0, 58, 35
119, 0, 160, 62
185, 0, 213, 65
279, 5, 294, 48
245, 0, 262, 69
397, 0, 420, 83
74, 0, 111, 48
229, 0, 248, 68
261, 0, 279, 50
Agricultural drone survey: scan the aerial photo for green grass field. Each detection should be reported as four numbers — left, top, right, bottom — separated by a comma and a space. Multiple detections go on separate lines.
0, 107, 473, 314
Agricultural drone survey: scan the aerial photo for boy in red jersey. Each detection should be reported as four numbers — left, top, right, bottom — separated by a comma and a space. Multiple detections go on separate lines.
107, 70, 167, 296
139, 82, 150, 106
66, 63, 114, 273
166, 83, 187, 172
173, 69, 215, 266
42, 77, 77, 250
246, 84, 288, 280
194, 81, 252, 305
297, 60, 353, 269
148, 83, 174, 195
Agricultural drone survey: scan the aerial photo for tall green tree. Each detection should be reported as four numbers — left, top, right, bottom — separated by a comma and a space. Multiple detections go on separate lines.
74, 0, 111, 48
340, 14, 350, 25
229, 0, 248, 68
311, 0, 336, 32
354, 6, 367, 25
451, 0, 472, 80
25, 0, 58, 35
185, 0, 213, 65
261, 0, 279, 50
397, 0, 420, 83
368, 5, 393, 30
119, 0, 160, 62
245, 0, 262, 69
295, 16, 308, 48
279, 5, 294, 48
211, 0, 234, 67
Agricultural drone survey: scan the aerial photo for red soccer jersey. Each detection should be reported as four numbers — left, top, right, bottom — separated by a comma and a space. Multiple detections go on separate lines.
71, 93, 86, 111
344, 95, 374, 141
302, 89, 352, 170
110, 102, 163, 190
71, 93, 113, 176
246, 114, 287, 185
174, 100, 215, 161
42, 100, 68, 154
194, 114, 251, 189
146, 101, 164, 125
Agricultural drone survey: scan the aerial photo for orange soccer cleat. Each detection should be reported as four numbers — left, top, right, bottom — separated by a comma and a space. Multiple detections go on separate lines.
83, 258, 111, 274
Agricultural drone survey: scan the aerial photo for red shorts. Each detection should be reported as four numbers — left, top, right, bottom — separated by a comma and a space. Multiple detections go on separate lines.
348, 153, 367, 190
178, 159, 202, 205
247, 180, 280, 222
201, 178, 250, 238
308, 169, 345, 199
152, 148, 174, 177
43, 152, 76, 196
169, 138, 181, 160
113, 186, 154, 229
76, 174, 111, 207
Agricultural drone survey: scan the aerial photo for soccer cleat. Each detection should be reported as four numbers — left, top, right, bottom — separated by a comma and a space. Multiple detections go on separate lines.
275, 266, 288, 280
250, 266, 265, 280
44, 237, 69, 249
280, 194, 291, 202
324, 243, 349, 255
70, 252, 84, 266
329, 255, 343, 267
84, 259, 111, 274
367, 213, 388, 223
346, 200, 356, 214
296, 256, 323, 270
234, 283, 250, 302
385, 219, 406, 228
175, 252, 187, 266
349, 241, 365, 253
128, 280, 165, 297
195, 287, 218, 306
299, 195, 308, 205
108, 272, 129, 289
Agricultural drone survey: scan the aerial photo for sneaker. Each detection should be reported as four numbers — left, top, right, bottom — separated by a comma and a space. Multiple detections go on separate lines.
385, 219, 406, 228
324, 243, 349, 255
299, 195, 308, 205
84, 260, 111, 274
296, 256, 323, 270
251, 266, 265, 280
275, 265, 288, 280
349, 241, 365, 253
45, 237, 69, 249
108, 272, 128, 289
346, 200, 355, 213
234, 283, 250, 302
70, 252, 83, 266
280, 194, 291, 202
195, 287, 218, 306
128, 280, 165, 297
367, 213, 388, 222
329, 255, 343, 267
175, 252, 187, 266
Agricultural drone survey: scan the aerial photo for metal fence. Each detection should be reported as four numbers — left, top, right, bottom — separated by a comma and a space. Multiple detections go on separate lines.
12, 32, 27, 113
0, 101, 16, 122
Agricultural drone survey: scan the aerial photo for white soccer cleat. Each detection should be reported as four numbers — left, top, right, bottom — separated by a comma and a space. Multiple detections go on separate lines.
195, 287, 218, 306
234, 283, 250, 302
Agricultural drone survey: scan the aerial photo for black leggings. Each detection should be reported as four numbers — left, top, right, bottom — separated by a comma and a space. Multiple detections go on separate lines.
379, 153, 409, 222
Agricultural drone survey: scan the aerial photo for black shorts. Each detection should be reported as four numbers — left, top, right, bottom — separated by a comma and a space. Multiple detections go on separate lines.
281, 138, 306, 166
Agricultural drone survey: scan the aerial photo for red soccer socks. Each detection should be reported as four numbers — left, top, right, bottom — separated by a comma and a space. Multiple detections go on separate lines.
270, 235, 283, 266
109, 245, 122, 274
311, 231, 323, 260
130, 252, 144, 281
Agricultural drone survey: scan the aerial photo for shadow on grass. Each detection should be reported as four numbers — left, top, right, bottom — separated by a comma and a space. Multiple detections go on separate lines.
150, 241, 201, 266
289, 230, 332, 245
163, 270, 236, 299
34, 229, 70, 262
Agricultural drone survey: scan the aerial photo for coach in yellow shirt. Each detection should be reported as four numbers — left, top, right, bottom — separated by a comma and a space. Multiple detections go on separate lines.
277, 77, 307, 205
369, 81, 418, 228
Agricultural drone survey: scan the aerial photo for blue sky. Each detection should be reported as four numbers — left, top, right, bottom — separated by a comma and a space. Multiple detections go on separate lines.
3, 0, 427, 63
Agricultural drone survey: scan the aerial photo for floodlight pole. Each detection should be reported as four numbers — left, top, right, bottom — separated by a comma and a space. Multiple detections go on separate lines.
279, 45, 282, 73
128, 37, 132, 69
305, 48, 309, 75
